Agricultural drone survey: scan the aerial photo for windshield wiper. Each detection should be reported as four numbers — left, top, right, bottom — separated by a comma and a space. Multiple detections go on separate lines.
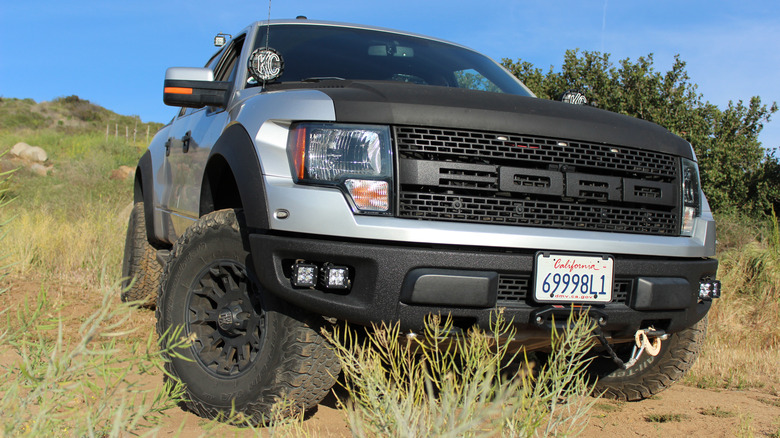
301, 77, 346, 82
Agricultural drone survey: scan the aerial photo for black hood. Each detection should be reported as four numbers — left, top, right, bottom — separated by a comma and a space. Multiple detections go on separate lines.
267, 80, 693, 159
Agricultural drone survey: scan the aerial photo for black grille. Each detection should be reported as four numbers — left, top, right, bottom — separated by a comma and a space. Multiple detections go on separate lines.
396, 126, 677, 178
395, 126, 681, 236
399, 192, 677, 234
496, 274, 632, 307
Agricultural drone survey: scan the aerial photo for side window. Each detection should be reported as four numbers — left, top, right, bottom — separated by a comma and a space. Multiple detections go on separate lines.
205, 51, 222, 71
214, 36, 246, 84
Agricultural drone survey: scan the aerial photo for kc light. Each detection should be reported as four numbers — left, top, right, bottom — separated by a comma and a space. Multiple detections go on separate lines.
288, 123, 393, 214
681, 157, 702, 236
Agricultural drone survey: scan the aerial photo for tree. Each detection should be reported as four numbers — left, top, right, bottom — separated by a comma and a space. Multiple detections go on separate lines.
502, 51, 779, 215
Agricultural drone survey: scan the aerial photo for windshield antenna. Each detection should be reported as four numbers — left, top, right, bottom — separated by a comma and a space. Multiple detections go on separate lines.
263, 0, 272, 88
265, 0, 272, 50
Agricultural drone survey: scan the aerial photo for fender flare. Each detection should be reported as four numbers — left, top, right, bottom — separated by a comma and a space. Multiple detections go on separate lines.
135, 150, 167, 247
200, 123, 270, 231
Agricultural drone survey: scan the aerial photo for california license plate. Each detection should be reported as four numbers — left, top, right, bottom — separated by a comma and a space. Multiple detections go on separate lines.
534, 253, 614, 303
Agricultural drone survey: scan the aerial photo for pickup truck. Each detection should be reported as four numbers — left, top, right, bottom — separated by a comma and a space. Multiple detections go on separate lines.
121, 18, 720, 421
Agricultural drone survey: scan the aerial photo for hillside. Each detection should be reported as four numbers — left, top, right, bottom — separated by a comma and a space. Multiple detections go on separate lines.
0, 95, 164, 134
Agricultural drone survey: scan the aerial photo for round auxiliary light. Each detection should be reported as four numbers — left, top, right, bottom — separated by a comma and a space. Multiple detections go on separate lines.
560, 89, 588, 105
248, 47, 284, 83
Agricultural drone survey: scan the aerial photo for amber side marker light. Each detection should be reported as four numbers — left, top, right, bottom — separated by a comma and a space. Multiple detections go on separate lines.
164, 87, 193, 95
289, 126, 307, 181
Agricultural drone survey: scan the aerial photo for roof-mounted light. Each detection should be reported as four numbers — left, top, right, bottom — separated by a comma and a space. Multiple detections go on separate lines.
214, 33, 232, 47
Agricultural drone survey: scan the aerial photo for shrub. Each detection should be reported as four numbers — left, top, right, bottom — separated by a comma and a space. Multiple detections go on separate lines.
0, 284, 190, 436
323, 311, 598, 437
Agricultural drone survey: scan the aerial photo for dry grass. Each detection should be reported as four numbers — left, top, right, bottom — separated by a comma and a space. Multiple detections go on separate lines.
687, 211, 780, 392
1, 203, 128, 285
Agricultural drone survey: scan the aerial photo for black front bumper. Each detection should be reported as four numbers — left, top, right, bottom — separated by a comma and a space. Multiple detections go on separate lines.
250, 233, 717, 341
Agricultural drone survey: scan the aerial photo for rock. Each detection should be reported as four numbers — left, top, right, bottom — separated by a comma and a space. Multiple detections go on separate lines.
110, 165, 135, 181
10, 142, 29, 157
30, 163, 52, 177
21, 146, 48, 163
10, 142, 48, 162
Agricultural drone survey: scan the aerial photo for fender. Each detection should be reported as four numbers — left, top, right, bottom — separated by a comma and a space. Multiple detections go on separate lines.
200, 123, 270, 231
135, 150, 167, 247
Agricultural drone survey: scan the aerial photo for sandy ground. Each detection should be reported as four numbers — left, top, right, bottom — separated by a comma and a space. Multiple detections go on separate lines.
150, 384, 780, 437
3, 275, 779, 437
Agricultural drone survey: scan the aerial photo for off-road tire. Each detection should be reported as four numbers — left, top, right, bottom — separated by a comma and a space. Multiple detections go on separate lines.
156, 208, 340, 423
590, 316, 707, 401
121, 202, 162, 307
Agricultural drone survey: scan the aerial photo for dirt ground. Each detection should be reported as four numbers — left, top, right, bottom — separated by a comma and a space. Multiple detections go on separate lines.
149, 378, 780, 437
3, 275, 779, 437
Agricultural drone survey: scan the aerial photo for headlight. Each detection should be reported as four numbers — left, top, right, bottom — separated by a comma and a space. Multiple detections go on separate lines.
288, 123, 393, 214
680, 157, 701, 236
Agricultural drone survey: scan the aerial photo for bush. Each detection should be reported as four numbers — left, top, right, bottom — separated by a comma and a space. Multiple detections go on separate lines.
502, 51, 779, 216
323, 311, 598, 437
0, 284, 191, 436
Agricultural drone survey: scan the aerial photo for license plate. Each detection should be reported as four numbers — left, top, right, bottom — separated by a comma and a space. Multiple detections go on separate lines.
534, 253, 614, 303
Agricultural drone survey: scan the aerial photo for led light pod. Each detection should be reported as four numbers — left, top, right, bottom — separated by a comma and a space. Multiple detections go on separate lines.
291, 261, 318, 288
320, 263, 351, 289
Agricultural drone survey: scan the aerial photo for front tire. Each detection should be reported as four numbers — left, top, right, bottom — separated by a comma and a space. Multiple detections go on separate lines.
156, 209, 339, 423
589, 316, 707, 401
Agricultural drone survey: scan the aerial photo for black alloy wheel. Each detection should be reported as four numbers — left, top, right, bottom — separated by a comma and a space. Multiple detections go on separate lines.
187, 261, 266, 378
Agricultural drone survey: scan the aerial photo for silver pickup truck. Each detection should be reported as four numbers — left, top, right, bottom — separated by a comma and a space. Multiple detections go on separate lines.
121, 18, 720, 422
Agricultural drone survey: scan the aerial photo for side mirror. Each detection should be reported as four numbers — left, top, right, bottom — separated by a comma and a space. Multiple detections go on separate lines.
163, 67, 231, 108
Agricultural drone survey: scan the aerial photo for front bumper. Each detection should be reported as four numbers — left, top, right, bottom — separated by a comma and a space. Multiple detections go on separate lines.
250, 233, 717, 346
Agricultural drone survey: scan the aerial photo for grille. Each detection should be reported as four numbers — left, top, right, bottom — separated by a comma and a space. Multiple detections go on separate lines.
496, 274, 632, 307
399, 192, 677, 234
396, 126, 677, 178
395, 126, 681, 236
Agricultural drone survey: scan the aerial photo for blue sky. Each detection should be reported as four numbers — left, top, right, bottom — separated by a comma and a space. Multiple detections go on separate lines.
1, 0, 778, 152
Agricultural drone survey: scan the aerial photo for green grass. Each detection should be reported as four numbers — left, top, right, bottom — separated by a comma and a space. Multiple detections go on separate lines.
593, 401, 624, 413
645, 413, 688, 423
700, 406, 737, 418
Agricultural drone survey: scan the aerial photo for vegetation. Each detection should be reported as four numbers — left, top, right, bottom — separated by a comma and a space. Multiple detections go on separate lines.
0, 287, 189, 436
503, 51, 779, 215
687, 210, 780, 391
323, 312, 597, 437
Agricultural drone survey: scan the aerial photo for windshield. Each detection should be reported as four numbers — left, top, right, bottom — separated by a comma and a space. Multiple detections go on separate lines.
249, 24, 533, 96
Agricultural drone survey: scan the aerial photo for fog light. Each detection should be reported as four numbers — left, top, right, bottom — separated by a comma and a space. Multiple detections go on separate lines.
345, 179, 389, 212
699, 279, 721, 301
321, 263, 351, 289
291, 261, 318, 288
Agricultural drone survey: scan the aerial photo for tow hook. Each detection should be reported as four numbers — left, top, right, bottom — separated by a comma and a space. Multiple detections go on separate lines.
596, 327, 669, 370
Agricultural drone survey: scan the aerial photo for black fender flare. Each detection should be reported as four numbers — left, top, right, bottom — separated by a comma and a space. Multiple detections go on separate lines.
136, 150, 167, 247
200, 123, 270, 231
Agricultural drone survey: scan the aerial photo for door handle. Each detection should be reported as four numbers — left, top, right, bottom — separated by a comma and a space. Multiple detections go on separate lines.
182, 131, 192, 153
